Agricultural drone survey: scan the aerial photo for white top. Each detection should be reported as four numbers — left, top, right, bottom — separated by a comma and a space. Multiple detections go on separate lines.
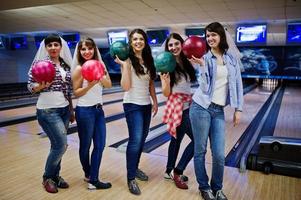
37, 65, 68, 109
37, 92, 68, 109
212, 64, 228, 106
77, 79, 103, 106
123, 64, 151, 105
172, 75, 192, 110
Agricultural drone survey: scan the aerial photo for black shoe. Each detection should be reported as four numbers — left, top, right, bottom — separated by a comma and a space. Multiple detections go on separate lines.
88, 180, 112, 190
128, 179, 141, 195
54, 176, 69, 188
200, 190, 215, 200
136, 168, 148, 181
215, 190, 228, 200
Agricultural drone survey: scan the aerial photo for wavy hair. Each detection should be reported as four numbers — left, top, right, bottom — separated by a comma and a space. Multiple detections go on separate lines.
128, 29, 156, 80
165, 33, 196, 87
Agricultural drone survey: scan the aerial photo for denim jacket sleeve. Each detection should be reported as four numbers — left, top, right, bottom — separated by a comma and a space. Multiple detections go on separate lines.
231, 54, 243, 111
198, 55, 211, 95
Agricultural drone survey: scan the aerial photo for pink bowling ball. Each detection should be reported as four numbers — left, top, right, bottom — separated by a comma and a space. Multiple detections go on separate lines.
81, 60, 105, 82
31, 61, 56, 83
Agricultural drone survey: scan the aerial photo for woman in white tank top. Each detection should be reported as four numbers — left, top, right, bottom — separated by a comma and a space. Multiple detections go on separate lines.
72, 37, 112, 190
115, 29, 158, 195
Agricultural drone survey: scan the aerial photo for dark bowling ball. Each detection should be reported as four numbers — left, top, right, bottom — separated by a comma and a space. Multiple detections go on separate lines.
154, 52, 176, 73
182, 36, 206, 59
110, 41, 129, 61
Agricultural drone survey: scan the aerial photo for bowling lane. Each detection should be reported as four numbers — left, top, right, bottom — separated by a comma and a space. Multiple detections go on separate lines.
273, 86, 301, 138
0, 90, 122, 121
150, 86, 273, 164
0, 86, 163, 122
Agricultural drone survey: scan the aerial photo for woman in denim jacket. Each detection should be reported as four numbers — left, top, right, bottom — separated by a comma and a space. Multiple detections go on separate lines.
189, 22, 243, 200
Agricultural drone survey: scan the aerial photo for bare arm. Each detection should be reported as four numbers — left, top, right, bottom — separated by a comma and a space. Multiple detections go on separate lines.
149, 79, 158, 117
159, 73, 171, 97
99, 65, 112, 88
72, 65, 98, 98
115, 57, 131, 91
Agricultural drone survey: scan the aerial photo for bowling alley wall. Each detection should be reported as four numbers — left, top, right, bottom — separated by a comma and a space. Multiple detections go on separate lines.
0, 22, 300, 84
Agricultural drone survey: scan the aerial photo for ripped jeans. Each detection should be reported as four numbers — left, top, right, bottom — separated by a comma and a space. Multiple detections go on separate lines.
37, 105, 70, 180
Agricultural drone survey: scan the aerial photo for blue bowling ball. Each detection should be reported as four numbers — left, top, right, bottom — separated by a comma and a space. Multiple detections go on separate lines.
154, 52, 176, 73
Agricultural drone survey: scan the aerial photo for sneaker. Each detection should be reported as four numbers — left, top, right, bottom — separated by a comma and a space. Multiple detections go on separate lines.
164, 172, 173, 180
164, 172, 189, 182
173, 172, 188, 189
200, 190, 215, 200
88, 181, 112, 190
127, 179, 141, 195
215, 190, 228, 200
54, 176, 69, 188
136, 168, 148, 181
43, 178, 58, 193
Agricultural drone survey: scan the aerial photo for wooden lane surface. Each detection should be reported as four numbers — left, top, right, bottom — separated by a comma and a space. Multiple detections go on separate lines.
150, 87, 272, 164
0, 89, 129, 121
273, 86, 301, 138
0, 125, 301, 200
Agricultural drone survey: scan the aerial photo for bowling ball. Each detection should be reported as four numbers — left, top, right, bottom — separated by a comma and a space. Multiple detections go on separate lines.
182, 36, 206, 59
154, 52, 176, 73
81, 60, 105, 81
110, 41, 129, 61
31, 60, 56, 83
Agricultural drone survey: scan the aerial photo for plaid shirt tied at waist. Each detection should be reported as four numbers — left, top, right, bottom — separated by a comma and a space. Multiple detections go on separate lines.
162, 93, 192, 138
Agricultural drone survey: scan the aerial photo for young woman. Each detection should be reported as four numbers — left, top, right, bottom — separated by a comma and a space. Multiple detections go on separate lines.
160, 33, 196, 190
72, 37, 112, 190
115, 29, 158, 195
27, 34, 74, 193
189, 22, 243, 200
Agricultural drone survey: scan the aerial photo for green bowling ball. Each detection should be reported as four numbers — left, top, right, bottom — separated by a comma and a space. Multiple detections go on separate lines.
154, 52, 176, 73
110, 41, 129, 61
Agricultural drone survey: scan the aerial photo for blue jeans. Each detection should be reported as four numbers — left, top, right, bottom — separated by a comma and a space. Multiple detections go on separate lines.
123, 103, 152, 180
75, 105, 106, 182
189, 101, 225, 192
36, 106, 70, 180
166, 109, 194, 175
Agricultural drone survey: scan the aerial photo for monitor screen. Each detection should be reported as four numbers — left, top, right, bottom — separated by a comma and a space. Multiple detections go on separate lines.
0, 36, 5, 49
185, 27, 205, 38
239, 46, 283, 78
62, 33, 80, 48
34, 35, 47, 48
283, 46, 301, 78
287, 23, 301, 44
107, 30, 128, 46
11, 36, 28, 50
146, 29, 169, 46
236, 24, 267, 45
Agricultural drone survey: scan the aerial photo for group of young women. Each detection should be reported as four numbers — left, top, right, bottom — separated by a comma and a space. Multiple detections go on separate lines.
28, 22, 243, 200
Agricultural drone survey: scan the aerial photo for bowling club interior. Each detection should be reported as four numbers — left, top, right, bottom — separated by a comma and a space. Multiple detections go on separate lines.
0, 0, 301, 200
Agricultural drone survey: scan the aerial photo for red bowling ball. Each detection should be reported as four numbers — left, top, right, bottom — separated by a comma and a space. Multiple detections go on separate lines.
182, 36, 206, 59
31, 61, 56, 83
81, 60, 105, 82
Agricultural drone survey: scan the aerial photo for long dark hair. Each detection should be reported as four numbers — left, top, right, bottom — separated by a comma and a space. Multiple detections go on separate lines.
76, 37, 99, 66
165, 33, 196, 87
128, 29, 156, 80
205, 22, 229, 54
